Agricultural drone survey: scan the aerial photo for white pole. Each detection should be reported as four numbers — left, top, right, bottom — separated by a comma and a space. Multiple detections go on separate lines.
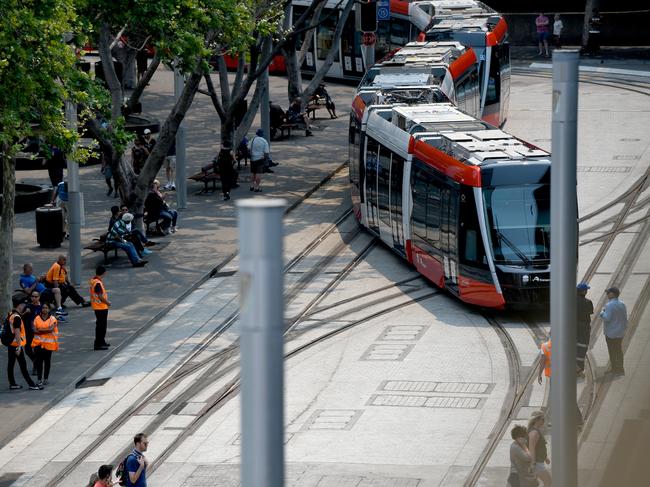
261, 36, 271, 148
65, 101, 81, 286
550, 49, 580, 487
174, 68, 187, 210
238, 198, 286, 487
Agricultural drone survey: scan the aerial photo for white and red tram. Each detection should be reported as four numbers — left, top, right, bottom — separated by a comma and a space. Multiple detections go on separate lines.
350, 104, 551, 308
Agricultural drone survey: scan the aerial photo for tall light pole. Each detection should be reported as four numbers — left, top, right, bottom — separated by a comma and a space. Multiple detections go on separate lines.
260, 36, 271, 147
174, 68, 187, 210
65, 101, 81, 286
550, 49, 580, 487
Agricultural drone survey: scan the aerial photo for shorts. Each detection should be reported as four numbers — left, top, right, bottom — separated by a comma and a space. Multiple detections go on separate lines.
251, 159, 265, 175
164, 155, 176, 170
537, 31, 549, 42
534, 462, 548, 474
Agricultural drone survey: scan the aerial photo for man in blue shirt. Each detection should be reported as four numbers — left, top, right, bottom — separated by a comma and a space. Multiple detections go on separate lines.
19, 263, 65, 321
600, 286, 628, 376
126, 433, 149, 487
51, 180, 69, 238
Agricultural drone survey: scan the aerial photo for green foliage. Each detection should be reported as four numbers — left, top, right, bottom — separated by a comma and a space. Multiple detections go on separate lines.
0, 0, 87, 156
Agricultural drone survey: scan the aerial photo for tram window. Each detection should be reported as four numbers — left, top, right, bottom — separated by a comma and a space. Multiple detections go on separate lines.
485, 47, 501, 105
317, 9, 338, 61
411, 171, 428, 240
459, 189, 487, 267
390, 18, 409, 48
378, 146, 391, 225
349, 118, 359, 184
426, 185, 441, 243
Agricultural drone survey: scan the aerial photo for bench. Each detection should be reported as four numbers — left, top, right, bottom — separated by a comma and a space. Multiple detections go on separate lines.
84, 234, 119, 265
306, 103, 324, 120
188, 163, 221, 194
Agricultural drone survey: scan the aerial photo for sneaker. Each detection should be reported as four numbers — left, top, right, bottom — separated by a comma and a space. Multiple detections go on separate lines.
37, 381, 45, 388
162, 183, 172, 190
170, 184, 176, 190
94, 345, 109, 350
55, 307, 68, 315
145, 241, 158, 247
81, 301, 91, 308
141, 249, 153, 256
223, 194, 230, 201
250, 187, 255, 191
106, 188, 113, 196
29, 385, 42, 391
42, 380, 49, 385
305, 130, 313, 136
170, 226, 177, 233
9, 385, 22, 390
132, 260, 147, 268
55, 314, 67, 322
265, 168, 274, 173
254, 188, 263, 193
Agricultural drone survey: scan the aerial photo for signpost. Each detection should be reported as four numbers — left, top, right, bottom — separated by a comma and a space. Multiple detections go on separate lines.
377, 0, 390, 21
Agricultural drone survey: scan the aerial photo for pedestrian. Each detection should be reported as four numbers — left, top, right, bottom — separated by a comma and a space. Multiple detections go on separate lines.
45, 146, 66, 187
552, 14, 563, 48
44, 255, 91, 311
5, 295, 41, 391
249, 129, 270, 193
125, 433, 149, 487
101, 151, 117, 198
535, 12, 550, 57
23, 291, 43, 369
508, 425, 537, 487
31, 303, 59, 387
90, 265, 111, 350
314, 82, 338, 118
131, 138, 149, 175
107, 213, 148, 267
215, 144, 237, 201
600, 286, 627, 376
576, 283, 593, 378
88, 464, 114, 487
527, 411, 551, 487
19, 262, 64, 317
51, 179, 69, 238
163, 140, 176, 190
142, 129, 156, 154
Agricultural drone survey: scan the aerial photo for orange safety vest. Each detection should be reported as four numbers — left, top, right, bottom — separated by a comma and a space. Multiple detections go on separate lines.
8, 313, 26, 347
541, 340, 552, 377
32, 315, 59, 351
89, 276, 108, 310
46, 262, 67, 285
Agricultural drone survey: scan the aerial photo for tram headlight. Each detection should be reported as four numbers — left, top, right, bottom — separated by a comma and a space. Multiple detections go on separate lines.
521, 274, 530, 285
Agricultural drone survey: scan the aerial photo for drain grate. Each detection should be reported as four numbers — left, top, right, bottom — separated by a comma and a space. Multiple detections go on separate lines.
380, 380, 493, 394
360, 343, 414, 361
302, 409, 363, 431
230, 432, 293, 446
316, 475, 422, 487
613, 155, 640, 161
577, 166, 632, 173
377, 325, 428, 342
369, 394, 482, 409
75, 377, 110, 389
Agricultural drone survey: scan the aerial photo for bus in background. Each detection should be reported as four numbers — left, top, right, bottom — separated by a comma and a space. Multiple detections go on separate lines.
292, 0, 421, 81
410, 1, 510, 126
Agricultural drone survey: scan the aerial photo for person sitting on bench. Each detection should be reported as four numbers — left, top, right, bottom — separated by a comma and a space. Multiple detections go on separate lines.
145, 180, 178, 235
287, 98, 313, 136
269, 101, 285, 140
44, 255, 91, 311
108, 206, 154, 255
107, 213, 148, 267
19, 263, 63, 317
313, 82, 337, 118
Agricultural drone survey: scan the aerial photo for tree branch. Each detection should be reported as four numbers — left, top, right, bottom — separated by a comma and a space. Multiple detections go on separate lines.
203, 73, 226, 120
125, 51, 161, 114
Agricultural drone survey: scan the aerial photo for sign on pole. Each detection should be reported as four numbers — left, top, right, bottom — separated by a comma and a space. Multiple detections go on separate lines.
377, 0, 390, 21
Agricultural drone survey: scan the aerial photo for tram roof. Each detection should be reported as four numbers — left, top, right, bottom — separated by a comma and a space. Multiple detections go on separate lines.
379, 41, 468, 66
368, 104, 549, 166
412, 0, 496, 17
426, 14, 500, 33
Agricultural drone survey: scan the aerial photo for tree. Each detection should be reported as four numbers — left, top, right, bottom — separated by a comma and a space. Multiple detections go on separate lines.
77, 0, 266, 221
0, 0, 87, 315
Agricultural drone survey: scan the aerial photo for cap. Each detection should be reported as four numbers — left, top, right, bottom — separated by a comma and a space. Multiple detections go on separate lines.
576, 283, 590, 291
143, 129, 151, 135
122, 212, 134, 222
605, 286, 620, 296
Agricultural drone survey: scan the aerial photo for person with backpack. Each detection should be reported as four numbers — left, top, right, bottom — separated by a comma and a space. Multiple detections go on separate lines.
3, 295, 41, 390
31, 303, 59, 387
119, 433, 149, 487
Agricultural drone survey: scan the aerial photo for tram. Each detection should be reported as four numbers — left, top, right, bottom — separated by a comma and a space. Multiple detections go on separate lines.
349, 103, 551, 308
291, 0, 421, 81
410, 1, 511, 126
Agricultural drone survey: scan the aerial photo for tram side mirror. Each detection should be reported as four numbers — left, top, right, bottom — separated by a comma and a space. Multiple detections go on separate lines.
360, 0, 377, 33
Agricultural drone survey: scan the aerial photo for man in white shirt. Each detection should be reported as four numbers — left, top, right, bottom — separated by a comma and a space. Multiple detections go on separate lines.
248, 129, 270, 192
553, 14, 563, 48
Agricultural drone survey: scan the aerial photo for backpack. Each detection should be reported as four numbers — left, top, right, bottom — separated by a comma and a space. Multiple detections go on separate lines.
115, 454, 132, 486
1, 315, 15, 347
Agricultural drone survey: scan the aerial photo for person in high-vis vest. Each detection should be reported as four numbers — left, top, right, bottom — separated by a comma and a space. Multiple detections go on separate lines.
31, 303, 59, 387
90, 265, 111, 351
6, 295, 41, 390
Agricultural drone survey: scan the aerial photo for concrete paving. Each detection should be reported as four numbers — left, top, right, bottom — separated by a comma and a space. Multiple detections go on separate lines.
1, 48, 649, 486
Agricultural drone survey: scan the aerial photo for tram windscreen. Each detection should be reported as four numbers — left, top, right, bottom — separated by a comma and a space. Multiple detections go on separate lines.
482, 168, 550, 265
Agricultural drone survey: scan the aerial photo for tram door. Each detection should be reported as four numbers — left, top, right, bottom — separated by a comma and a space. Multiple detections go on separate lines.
341, 12, 364, 77
441, 188, 459, 294
364, 138, 380, 234
293, 5, 316, 73
390, 154, 405, 254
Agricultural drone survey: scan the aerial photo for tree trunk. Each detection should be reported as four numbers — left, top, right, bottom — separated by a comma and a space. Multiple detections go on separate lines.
99, 23, 125, 122
0, 150, 16, 316
283, 42, 303, 103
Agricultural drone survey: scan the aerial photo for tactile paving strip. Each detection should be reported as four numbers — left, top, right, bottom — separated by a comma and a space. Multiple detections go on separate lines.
577, 165, 632, 172
316, 475, 422, 486
368, 394, 483, 409
360, 343, 414, 361
376, 325, 429, 342
379, 380, 494, 394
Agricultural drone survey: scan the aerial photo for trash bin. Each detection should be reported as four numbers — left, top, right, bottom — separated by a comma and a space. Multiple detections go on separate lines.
35, 206, 64, 248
